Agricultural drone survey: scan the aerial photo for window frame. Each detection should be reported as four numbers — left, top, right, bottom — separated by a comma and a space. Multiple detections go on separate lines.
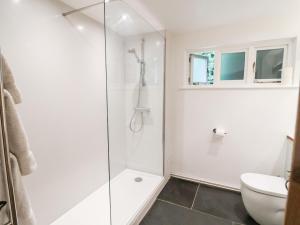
252, 45, 288, 84
189, 54, 209, 85
185, 49, 216, 87
184, 38, 295, 89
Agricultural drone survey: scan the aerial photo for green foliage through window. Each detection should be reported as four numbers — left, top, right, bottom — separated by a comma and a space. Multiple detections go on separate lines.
195, 51, 215, 84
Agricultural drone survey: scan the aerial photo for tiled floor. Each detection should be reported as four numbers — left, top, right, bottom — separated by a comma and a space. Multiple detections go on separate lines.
140, 177, 260, 225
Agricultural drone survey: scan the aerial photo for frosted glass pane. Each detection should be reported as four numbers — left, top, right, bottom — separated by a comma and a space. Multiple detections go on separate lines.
255, 48, 284, 80
221, 52, 245, 80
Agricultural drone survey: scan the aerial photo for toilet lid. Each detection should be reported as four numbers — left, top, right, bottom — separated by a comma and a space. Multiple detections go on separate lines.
241, 173, 287, 198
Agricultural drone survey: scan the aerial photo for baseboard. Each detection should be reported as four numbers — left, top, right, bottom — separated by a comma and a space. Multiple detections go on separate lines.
130, 175, 170, 225
171, 173, 240, 193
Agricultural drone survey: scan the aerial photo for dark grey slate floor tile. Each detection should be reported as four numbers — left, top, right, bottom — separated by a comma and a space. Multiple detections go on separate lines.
140, 200, 232, 225
157, 177, 198, 208
193, 185, 259, 225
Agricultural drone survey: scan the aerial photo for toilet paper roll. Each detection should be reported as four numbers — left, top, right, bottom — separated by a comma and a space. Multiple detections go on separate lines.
213, 128, 226, 137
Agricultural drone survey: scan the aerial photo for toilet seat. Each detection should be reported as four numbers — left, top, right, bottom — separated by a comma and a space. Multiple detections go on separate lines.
241, 173, 287, 198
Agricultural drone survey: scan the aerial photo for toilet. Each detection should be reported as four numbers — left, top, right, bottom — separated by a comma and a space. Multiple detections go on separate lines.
240, 173, 288, 225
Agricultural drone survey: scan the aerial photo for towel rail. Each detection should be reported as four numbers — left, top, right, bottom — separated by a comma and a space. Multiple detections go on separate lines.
287, 135, 294, 142
0, 50, 18, 225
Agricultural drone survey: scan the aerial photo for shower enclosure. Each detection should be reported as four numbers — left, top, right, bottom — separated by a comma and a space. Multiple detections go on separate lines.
0, 0, 165, 224
105, 1, 165, 224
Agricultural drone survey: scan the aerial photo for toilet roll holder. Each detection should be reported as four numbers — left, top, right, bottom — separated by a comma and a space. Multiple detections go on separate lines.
212, 128, 228, 135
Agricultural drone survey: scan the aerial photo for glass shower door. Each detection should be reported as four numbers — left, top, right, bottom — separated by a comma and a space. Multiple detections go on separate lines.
104, 1, 165, 224
0, 1, 110, 224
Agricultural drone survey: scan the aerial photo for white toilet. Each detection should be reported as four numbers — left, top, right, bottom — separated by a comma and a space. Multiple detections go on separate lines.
240, 173, 288, 225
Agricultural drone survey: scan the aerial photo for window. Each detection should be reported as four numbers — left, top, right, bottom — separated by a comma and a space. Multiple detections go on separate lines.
220, 52, 246, 81
185, 38, 294, 88
189, 54, 208, 84
254, 47, 285, 83
189, 51, 215, 85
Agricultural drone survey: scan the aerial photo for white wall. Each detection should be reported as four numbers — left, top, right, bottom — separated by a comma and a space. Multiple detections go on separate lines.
103, 1, 165, 177
123, 0, 164, 32
0, 0, 125, 224
167, 15, 300, 189
164, 32, 175, 178
123, 33, 165, 175
107, 31, 165, 177
106, 29, 127, 178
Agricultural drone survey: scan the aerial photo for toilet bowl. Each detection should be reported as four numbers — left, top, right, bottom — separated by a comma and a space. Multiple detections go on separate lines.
240, 173, 288, 225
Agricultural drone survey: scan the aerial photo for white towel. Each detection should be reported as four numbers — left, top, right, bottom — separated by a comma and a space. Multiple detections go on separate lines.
0, 159, 10, 225
4, 90, 37, 175
1, 54, 22, 104
0, 55, 37, 225
0, 154, 37, 225
10, 153, 37, 225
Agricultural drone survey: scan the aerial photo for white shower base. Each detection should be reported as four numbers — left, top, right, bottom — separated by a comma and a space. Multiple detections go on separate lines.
51, 169, 163, 225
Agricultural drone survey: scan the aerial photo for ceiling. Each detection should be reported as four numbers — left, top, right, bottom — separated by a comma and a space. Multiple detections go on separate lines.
61, 0, 105, 22
61, 0, 157, 36
61, 0, 299, 35
138, 0, 300, 33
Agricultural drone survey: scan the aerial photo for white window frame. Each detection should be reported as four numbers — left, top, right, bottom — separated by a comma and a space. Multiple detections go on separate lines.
189, 54, 209, 85
185, 49, 216, 87
184, 38, 295, 89
252, 45, 288, 84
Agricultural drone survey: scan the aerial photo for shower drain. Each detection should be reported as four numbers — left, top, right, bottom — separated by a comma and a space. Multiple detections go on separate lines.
134, 177, 143, 182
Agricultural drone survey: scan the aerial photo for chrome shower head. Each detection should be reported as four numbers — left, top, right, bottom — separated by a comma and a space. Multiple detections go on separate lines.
128, 48, 136, 54
128, 48, 141, 63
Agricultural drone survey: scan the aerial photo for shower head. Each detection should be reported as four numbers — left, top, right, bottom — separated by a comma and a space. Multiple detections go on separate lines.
128, 48, 141, 63
128, 48, 136, 54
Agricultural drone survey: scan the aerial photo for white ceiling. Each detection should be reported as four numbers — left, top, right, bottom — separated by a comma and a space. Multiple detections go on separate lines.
139, 0, 300, 33
61, 0, 105, 22
61, 0, 299, 35
61, 0, 157, 36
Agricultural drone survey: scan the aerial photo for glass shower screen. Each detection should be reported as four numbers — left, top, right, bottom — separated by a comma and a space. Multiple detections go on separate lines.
104, 1, 165, 224
0, 0, 164, 224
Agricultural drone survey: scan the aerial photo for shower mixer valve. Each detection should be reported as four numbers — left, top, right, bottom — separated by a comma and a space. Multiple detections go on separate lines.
134, 107, 151, 113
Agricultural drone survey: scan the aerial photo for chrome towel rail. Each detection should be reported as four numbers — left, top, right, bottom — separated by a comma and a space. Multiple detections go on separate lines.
0, 51, 18, 225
